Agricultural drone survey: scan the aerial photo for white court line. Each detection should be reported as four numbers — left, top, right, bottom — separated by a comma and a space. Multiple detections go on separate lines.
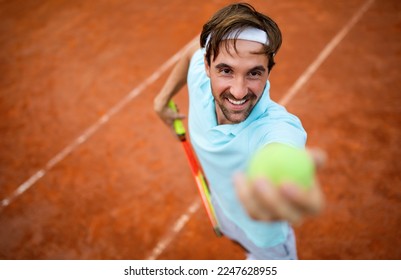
279, 0, 375, 106
0, 37, 198, 209
146, 0, 375, 260
147, 200, 201, 260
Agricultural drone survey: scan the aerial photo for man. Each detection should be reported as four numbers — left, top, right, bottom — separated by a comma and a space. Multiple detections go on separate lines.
154, 3, 324, 260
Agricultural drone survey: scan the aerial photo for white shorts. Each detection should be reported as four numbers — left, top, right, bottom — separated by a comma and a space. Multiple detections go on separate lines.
212, 197, 298, 260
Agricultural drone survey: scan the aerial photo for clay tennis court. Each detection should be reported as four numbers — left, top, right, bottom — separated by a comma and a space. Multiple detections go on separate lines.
1, 0, 400, 260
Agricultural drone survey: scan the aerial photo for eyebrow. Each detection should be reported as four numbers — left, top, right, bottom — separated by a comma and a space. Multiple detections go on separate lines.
215, 63, 232, 70
249, 65, 267, 73
214, 63, 266, 73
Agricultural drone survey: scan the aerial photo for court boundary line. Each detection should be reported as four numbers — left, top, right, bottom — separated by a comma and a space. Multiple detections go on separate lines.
147, 200, 201, 260
0, 37, 198, 209
279, 0, 375, 106
146, 0, 375, 260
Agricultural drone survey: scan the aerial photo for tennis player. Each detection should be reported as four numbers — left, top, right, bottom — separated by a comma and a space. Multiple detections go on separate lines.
154, 3, 324, 260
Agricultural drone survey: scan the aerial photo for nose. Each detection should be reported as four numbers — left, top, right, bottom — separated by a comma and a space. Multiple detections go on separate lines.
230, 77, 248, 99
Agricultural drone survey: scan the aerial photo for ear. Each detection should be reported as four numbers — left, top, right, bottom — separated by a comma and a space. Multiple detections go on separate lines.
204, 55, 211, 78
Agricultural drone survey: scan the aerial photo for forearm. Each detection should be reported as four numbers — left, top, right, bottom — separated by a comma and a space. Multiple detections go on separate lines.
153, 41, 199, 127
154, 54, 191, 107
154, 42, 198, 108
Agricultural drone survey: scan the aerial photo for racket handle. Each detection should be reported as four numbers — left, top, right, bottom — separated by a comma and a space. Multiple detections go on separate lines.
168, 100, 186, 139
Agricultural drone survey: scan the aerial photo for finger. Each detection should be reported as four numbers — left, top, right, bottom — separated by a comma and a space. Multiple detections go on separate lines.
234, 173, 273, 221
173, 113, 186, 120
161, 110, 186, 126
253, 179, 302, 224
236, 174, 305, 224
306, 147, 327, 170
280, 180, 324, 215
165, 109, 186, 120
166, 100, 186, 120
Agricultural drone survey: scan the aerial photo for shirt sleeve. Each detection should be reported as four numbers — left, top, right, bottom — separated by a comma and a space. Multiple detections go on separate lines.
252, 102, 307, 151
187, 48, 207, 92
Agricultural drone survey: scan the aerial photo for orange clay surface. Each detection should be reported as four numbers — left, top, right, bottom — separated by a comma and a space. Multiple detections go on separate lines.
0, 0, 400, 259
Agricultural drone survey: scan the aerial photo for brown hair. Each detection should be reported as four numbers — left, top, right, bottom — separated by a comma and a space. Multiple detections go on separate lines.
200, 3, 282, 72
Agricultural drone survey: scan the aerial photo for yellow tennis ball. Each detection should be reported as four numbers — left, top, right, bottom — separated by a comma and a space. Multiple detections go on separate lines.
247, 143, 315, 190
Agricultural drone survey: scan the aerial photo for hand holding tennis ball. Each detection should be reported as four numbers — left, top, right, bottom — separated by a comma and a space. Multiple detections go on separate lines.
236, 143, 324, 224
247, 143, 315, 190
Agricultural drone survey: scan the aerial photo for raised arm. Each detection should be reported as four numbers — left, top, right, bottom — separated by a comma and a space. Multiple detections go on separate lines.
153, 41, 199, 128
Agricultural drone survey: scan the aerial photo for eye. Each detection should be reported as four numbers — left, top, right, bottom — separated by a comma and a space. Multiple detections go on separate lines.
219, 68, 232, 75
249, 70, 262, 77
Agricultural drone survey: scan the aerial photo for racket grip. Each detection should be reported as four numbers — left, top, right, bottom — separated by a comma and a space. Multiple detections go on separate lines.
168, 100, 186, 139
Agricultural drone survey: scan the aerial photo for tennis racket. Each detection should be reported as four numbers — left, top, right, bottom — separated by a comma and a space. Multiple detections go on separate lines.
168, 100, 222, 237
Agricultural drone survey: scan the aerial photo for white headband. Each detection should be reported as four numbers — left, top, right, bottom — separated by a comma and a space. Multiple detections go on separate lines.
206, 27, 269, 48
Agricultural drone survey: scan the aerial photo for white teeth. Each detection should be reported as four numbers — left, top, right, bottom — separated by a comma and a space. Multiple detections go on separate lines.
227, 98, 246, 105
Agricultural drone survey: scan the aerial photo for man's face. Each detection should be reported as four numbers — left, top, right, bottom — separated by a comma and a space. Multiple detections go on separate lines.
205, 40, 269, 125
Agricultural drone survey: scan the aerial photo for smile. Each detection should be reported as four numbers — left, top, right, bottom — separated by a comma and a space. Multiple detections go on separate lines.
227, 98, 247, 105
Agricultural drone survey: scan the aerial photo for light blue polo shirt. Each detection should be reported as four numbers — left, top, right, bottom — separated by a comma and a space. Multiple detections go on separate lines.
187, 48, 307, 248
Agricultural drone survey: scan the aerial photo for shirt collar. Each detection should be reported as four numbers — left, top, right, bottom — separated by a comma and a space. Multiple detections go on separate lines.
201, 80, 272, 136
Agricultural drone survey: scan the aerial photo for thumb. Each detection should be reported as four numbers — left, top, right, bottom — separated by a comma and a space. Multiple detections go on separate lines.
306, 147, 327, 170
